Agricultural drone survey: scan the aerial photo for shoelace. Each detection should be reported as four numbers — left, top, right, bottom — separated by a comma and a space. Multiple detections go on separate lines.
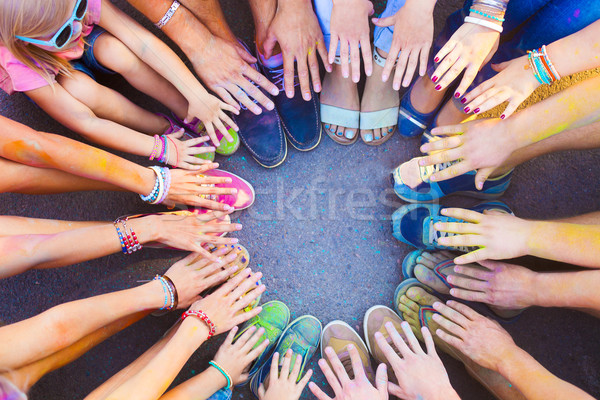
428, 217, 477, 253
419, 160, 457, 183
270, 67, 300, 91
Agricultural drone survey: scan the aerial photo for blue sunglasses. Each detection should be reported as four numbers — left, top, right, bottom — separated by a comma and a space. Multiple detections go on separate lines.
16, 0, 88, 50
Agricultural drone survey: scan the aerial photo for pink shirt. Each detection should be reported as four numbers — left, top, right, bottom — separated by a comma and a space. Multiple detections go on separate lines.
0, 0, 102, 94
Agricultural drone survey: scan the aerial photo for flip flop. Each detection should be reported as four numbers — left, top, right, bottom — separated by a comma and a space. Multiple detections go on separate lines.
359, 49, 398, 146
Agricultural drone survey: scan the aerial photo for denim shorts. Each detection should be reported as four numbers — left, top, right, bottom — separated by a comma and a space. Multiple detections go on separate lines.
206, 388, 232, 400
72, 25, 116, 80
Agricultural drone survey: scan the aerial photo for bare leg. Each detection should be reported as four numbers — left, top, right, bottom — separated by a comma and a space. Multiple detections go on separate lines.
0, 157, 120, 195
6, 312, 149, 393
58, 71, 169, 134
93, 33, 189, 121
0, 216, 103, 237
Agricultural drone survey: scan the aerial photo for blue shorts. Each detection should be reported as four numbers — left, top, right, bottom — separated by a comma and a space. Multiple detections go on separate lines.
72, 26, 116, 80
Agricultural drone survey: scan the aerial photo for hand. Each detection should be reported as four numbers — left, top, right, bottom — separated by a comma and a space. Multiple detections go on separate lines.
151, 211, 241, 257
372, 0, 434, 89
188, 268, 265, 334
329, 0, 375, 82
449, 260, 537, 309
432, 300, 517, 371
433, 208, 533, 264
162, 249, 241, 308
375, 321, 457, 400
188, 34, 279, 115
165, 128, 215, 169
213, 325, 270, 385
462, 55, 541, 119
309, 344, 388, 400
422, 118, 516, 188
186, 92, 239, 147
165, 164, 235, 210
432, 22, 500, 98
259, 350, 313, 400
262, 0, 330, 99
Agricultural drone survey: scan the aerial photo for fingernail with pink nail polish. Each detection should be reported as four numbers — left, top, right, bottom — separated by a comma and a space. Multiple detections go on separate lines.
434, 57, 440, 63
473, 107, 480, 114
500, 114, 506, 119
435, 84, 442, 91
460, 97, 467, 104
432, 76, 438, 82
464, 107, 470, 113
454, 92, 460, 98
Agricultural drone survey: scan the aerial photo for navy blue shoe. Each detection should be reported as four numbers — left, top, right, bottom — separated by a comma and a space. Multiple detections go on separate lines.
258, 57, 321, 151
391, 201, 513, 250
391, 157, 513, 203
234, 42, 287, 168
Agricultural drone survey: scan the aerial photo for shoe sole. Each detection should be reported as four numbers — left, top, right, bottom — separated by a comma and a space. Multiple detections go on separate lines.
362, 305, 399, 357
287, 125, 322, 152
324, 123, 359, 145
394, 188, 506, 204
253, 141, 288, 169
320, 320, 368, 360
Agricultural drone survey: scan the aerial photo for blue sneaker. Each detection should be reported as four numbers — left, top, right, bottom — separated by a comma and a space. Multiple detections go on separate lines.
249, 315, 322, 397
391, 201, 513, 250
234, 301, 291, 385
258, 58, 321, 152
234, 42, 287, 168
391, 157, 513, 203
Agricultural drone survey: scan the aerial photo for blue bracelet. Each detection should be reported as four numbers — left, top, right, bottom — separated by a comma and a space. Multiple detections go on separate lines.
469, 8, 505, 22
209, 361, 232, 390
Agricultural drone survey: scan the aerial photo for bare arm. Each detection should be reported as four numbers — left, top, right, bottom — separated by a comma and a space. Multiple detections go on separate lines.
0, 115, 155, 195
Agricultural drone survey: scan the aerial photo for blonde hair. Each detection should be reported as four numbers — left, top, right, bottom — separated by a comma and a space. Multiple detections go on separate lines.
0, 0, 88, 86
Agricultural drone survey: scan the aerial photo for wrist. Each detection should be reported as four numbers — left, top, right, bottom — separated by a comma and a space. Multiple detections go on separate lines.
179, 317, 211, 348
139, 280, 169, 310
128, 216, 160, 244
207, 363, 230, 389
405, 0, 436, 14
496, 344, 530, 378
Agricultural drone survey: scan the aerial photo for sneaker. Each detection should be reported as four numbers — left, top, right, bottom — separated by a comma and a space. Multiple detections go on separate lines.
250, 315, 322, 397
257, 51, 321, 151
363, 305, 405, 375
197, 169, 256, 211
391, 201, 513, 250
320, 320, 375, 382
391, 156, 513, 203
234, 301, 291, 385
234, 42, 287, 168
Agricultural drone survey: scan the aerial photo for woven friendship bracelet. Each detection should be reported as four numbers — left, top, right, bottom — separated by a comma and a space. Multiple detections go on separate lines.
155, 1, 180, 29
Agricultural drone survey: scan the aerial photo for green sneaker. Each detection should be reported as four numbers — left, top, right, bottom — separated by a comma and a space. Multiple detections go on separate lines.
234, 301, 290, 385
249, 315, 322, 397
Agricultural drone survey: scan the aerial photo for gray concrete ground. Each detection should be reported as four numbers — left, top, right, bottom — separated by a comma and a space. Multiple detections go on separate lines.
1, 1, 600, 399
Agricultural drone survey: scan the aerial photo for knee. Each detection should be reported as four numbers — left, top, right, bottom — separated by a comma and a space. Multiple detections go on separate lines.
93, 34, 140, 75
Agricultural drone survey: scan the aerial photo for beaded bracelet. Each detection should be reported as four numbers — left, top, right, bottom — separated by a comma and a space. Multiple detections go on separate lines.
121, 217, 143, 253
149, 135, 161, 161
527, 46, 561, 85
113, 218, 143, 254
181, 310, 217, 339
541, 45, 561, 81
157, 167, 171, 204
464, 16, 503, 33
113, 221, 128, 254
469, 8, 505, 22
162, 275, 179, 310
153, 275, 175, 310
209, 361, 232, 390
140, 168, 161, 203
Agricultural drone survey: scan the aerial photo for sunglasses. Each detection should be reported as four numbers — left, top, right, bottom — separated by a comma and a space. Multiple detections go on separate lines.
16, 0, 88, 50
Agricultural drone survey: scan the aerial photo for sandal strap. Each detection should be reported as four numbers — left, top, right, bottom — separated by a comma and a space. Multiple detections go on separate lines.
398, 107, 428, 129
359, 107, 398, 129
418, 305, 438, 329
321, 104, 359, 129
434, 260, 456, 290
373, 48, 387, 68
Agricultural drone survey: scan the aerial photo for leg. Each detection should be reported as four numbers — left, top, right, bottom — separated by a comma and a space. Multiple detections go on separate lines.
0, 216, 103, 237
58, 71, 169, 135
0, 157, 120, 195
92, 33, 189, 121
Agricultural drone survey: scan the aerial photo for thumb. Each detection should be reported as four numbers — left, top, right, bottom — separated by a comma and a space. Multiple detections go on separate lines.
491, 60, 510, 72
235, 43, 257, 64
262, 32, 278, 60
372, 15, 395, 27
168, 127, 185, 139
258, 383, 266, 398
475, 167, 494, 190
375, 364, 389, 399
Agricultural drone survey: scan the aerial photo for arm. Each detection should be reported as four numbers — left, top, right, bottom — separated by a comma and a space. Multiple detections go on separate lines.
126, 0, 277, 113
100, 0, 237, 144
423, 74, 600, 186
434, 301, 594, 400
462, 19, 600, 117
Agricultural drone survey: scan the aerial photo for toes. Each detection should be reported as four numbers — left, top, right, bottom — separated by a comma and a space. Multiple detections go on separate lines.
335, 126, 345, 137
362, 129, 374, 143
344, 128, 355, 140
373, 128, 382, 141
407, 287, 442, 307
383, 125, 395, 137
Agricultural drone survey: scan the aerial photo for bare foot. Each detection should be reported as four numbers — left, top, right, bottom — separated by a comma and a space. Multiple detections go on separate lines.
360, 49, 399, 144
320, 63, 360, 142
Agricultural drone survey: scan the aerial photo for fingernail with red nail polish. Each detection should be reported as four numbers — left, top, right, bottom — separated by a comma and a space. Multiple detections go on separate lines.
460, 97, 467, 104
473, 108, 480, 114
435, 84, 441, 91
500, 114, 506, 119
434, 57, 440, 63
432, 76, 438, 82
464, 107, 470, 113
454, 92, 460, 98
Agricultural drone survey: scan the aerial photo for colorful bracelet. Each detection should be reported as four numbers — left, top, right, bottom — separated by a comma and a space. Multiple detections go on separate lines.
149, 135, 161, 161
473, 0, 508, 12
209, 361, 232, 390
464, 16, 503, 33
155, 1, 180, 29
140, 168, 161, 203
157, 167, 171, 204
158, 135, 168, 164
121, 217, 143, 253
153, 275, 175, 310
527, 46, 561, 85
113, 221, 128, 254
541, 45, 561, 81
181, 310, 217, 339
162, 275, 179, 310
469, 8, 505, 22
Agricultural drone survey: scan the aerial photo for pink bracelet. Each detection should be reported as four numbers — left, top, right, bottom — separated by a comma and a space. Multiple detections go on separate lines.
149, 135, 161, 160
158, 135, 167, 162
181, 310, 216, 339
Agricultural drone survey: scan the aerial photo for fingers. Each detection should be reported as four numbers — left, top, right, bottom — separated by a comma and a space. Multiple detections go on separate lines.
437, 233, 482, 249
262, 32, 278, 61
440, 208, 483, 223
501, 99, 521, 120
325, 346, 350, 385
309, 381, 334, 400
393, 49, 409, 91
421, 326, 437, 356
168, 127, 184, 139
434, 221, 482, 235
453, 248, 488, 265
316, 37, 332, 73
437, 58, 468, 90
283, 53, 297, 99
230, 271, 262, 300
258, 383, 266, 398
290, 353, 303, 381
308, 48, 322, 92
297, 55, 312, 101
431, 162, 472, 183
339, 38, 350, 79
236, 325, 259, 349
475, 167, 495, 190
446, 299, 481, 321
419, 44, 430, 77
429, 124, 465, 136
375, 364, 389, 398
382, 44, 399, 83
375, 330, 403, 363
317, 357, 343, 394
348, 344, 366, 379
298, 368, 313, 390
419, 147, 462, 167
402, 49, 420, 88
448, 287, 488, 303
453, 264, 494, 280
350, 40, 361, 82
243, 66, 280, 97
270, 352, 281, 380
328, 34, 340, 65
203, 122, 220, 147
360, 36, 373, 77
280, 349, 293, 380
247, 334, 270, 360
238, 80, 269, 115
217, 112, 238, 134
433, 301, 471, 329
435, 327, 463, 349
432, 39, 458, 75
454, 65, 478, 99
399, 321, 423, 354
420, 135, 462, 154
226, 82, 260, 114
224, 325, 238, 345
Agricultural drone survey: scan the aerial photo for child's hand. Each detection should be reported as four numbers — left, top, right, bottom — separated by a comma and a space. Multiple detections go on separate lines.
186, 93, 239, 147
259, 350, 313, 400
188, 268, 265, 335
166, 164, 234, 211
163, 249, 240, 308
166, 128, 215, 169
212, 325, 270, 385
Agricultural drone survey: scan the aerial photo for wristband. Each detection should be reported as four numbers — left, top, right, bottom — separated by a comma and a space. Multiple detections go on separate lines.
469, 8, 505, 22
162, 275, 179, 310
155, 1, 180, 29
209, 361, 232, 390
464, 16, 503, 33
181, 310, 216, 339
